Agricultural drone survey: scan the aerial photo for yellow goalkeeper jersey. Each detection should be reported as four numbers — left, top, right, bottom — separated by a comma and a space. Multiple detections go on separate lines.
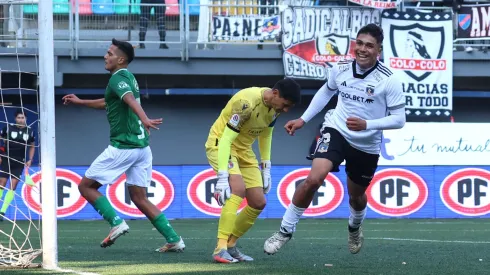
206, 87, 279, 151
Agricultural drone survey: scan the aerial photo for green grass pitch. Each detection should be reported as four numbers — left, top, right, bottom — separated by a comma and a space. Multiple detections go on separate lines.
0, 219, 488, 274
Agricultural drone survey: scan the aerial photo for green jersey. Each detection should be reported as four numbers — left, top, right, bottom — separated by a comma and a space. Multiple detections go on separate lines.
105, 69, 149, 149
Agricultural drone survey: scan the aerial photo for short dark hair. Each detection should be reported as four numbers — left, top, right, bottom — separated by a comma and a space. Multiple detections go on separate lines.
357, 23, 384, 45
273, 78, 301, 104
15, 108, 25, 118
112, 38, 135, 64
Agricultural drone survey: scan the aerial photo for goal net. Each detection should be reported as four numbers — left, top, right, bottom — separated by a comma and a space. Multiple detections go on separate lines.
0, 0, 57, 270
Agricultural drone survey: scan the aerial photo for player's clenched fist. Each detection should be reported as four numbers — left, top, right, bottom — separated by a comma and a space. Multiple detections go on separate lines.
62, 94, 82, 105
261, 160, 272, 194
346, 117, 367, 131
214, 171, 231, 206
284, 118, 305, 136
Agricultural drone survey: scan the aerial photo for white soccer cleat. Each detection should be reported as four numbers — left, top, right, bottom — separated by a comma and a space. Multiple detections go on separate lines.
227, 246, 254, 262
348, 226, 364, 254
100, 220, 129, 248
155, 237, 186, 253
263, 231, 292, 255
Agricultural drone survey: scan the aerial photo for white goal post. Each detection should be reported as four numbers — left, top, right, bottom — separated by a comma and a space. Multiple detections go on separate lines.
38, 0, 58, 270
0, 0, 57, 270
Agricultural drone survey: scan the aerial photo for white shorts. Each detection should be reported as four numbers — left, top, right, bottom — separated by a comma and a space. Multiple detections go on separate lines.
85, 145, 152, 187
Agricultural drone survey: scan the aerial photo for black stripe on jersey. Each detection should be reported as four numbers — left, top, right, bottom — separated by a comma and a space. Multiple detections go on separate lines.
226, 123, 240, 133
388, 103, 406, 111
378, 62, 393, 74
377, 64, 393, 77
352, 60, 378, 79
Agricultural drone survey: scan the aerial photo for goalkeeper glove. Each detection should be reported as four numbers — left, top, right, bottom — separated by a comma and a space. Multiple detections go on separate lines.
214, 171, 231, 206
261, 160, 272, 194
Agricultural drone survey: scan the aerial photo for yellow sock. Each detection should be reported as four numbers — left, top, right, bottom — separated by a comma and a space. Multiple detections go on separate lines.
214, 194, 243, 253
229, 205, 262, 247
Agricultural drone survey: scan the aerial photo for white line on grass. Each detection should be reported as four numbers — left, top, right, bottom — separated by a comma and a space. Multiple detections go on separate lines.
179, 237, 490, 244
369, 237, 490, 244
51, 267, 101, 275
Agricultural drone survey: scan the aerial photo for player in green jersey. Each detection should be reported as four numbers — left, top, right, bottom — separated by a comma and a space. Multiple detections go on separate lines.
62, 38, 185, 252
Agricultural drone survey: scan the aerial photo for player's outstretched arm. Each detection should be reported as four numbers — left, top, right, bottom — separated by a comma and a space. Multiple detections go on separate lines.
258, 125, 273, 194
284, 83, 336, 136
121, 93, 162, 133
62, 94, 106, 109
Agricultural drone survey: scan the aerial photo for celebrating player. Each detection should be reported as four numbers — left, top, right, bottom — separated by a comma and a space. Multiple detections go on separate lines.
62, 38, 185, 252
206, 78, 301, 263
0, 109, 35, 220
264, 24, 406, 255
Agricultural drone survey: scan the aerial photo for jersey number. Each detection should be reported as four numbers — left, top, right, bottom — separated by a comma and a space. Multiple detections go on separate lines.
137, 120, 145, 139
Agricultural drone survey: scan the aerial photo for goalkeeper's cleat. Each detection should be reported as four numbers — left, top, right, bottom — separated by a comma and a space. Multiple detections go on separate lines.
348, 226, 364, 254
213, 248, 239, 263
155, 237, 185, 253
100, 220, 129, 248
0, 212, 4, 222
263, 231, 292, 255
227, 246, 254, 262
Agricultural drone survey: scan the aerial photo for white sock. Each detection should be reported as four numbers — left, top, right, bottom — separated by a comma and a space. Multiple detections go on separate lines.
280, 203, 306, 234
348, 205, 366, 229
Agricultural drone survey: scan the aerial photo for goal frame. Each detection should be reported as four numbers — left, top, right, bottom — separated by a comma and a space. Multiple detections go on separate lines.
38, 0, 58, 270
0, 0, 57, 269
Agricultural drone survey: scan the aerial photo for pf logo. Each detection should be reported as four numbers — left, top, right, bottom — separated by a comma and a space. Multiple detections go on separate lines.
106, 170, 174, 217
367, 168, 428, 217
440, 168, 490, 216
22, 168, 87, 218
277, 168, 343, 216
187, 168, 247, 216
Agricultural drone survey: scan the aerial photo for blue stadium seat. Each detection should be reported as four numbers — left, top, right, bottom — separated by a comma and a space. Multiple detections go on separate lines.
24, 0, 70, 15
92, 0, 115, 15
187, 0, 200, 15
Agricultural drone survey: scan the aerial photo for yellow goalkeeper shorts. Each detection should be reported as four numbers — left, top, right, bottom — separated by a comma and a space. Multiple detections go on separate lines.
205, 138, 262, 189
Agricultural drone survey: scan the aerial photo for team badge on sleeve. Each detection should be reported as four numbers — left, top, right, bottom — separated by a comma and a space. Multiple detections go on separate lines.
229, 114, 240, 127
118, 81, 129, 90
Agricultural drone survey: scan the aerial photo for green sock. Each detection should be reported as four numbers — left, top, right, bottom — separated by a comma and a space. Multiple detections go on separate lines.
0, 188, 4, 203
151, 213, 180, 243
93, 196, 123, 227
0, 190, 14, 213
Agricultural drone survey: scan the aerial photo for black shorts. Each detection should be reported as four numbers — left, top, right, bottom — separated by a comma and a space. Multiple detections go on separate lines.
312, 126, 379, 187
0, 157, 24, 179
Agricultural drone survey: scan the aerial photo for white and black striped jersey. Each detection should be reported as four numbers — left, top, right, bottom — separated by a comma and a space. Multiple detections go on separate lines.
323, 60, 405, 154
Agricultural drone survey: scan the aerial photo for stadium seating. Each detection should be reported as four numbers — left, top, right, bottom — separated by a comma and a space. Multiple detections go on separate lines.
166, 0, 180, 15
72, 0, 94, 15
24, 0, 70, 15
92, 0, 114, 15
113, 0, 131, 14
187, 0, 201, 16
22, 0, 191, 16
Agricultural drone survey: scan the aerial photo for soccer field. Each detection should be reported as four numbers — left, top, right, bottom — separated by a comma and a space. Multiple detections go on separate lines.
1, 219, 489, 275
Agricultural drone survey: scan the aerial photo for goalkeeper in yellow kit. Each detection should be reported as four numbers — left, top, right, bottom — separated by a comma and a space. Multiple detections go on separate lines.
205, 78, 301, 263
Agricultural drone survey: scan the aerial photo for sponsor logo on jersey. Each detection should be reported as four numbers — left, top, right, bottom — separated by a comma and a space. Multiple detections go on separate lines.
187, 168, 247, 216
22, 168, 87, 218
339, 91, 374, 104
106, 170, 174, 217
440, 168, 490, 216
367, 168, 428, 216
277, 168, 343, 216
